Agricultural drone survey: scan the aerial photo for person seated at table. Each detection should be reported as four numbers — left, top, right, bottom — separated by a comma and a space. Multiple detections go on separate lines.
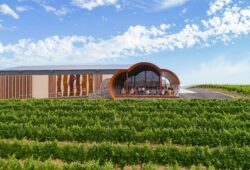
167, 87, 173, 96
121, 87, 126, 95
142, 86, 145, 92
134, 86, 138, 95
160, 88, 166, 95
138, 87, 141, 94
130, 88, 135, 94
156, 87, 160, 95
151, 88, 156, 95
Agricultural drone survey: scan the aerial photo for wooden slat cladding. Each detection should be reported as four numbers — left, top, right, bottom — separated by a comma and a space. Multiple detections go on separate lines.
24, 75, 27, 98
88, 74, 94, 94
0, 75, 32, 99
55, 74, 91, 97
69, 75, 76, 97
20, 75, 23, 98
16, 76, 20, 99
6, 76, 9, 98
49, 75, 57, 98
76, 75, 81, 96
63, 74, 69, 97
0, 76, 2, 99
53, 74, 96, 97
0, 73, 101, 99
9, 76, 13, 98
94, 74, 103, 92
57, 75, 62, 97
82, 74, 87, 96
28, 75, 32, 98
13, 76, 16, 98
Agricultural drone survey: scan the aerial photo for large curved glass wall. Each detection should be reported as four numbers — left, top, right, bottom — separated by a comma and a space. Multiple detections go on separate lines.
128, 69, 160, 96
111, 64, 180, 98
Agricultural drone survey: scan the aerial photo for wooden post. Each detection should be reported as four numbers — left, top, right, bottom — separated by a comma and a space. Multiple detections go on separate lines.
57, 75, 62, 97
160, 73, 162, 95
82, 74, 87, 96
88, 74, 94, 94
76, 74, 80, 96
63, 74, 68, 97
126, 71, 128, 97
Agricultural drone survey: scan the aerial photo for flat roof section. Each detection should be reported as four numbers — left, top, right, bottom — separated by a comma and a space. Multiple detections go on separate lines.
0, 65, 132, 75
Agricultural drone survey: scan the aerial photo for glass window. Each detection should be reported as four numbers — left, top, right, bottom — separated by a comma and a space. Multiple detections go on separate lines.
128, 67, 160, 96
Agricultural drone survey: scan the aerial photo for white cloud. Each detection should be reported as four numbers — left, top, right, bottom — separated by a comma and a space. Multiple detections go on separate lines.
0, 4, 19, 19
72, 0, 118, 11
16, 6, 33, 12
0, 23, 4, 30
0, 24, 201, 67
0, 44, 3, 53
182, 56, 250, 85
202, 5, 250, 42
0, 1, 250, 70
0, 19, 15, 31
181, 8, 187, 14
207, 0, 232, 16
0, 23, 16, 31
41, 4, 70, 16
160, 24, 171, 30
128, 0, 189, 12
17, 1, 70, 16
159, 0, 189, 10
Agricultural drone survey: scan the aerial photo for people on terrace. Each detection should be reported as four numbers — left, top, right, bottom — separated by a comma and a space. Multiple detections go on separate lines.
122, 86, 176, 96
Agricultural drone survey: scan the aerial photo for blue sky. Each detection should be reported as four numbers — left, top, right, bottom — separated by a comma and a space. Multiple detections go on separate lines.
0, 0, 250, 85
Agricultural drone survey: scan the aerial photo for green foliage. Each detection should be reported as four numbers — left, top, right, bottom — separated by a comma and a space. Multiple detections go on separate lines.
0, 99, 249, 169
0, 158, 114, 170
193, 84, 250, 95
0, 99, 250, 146
0, 140, 249, 169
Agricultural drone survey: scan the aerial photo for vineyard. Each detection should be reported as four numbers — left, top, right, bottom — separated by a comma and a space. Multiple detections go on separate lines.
193, 84, 250, 95
0, 99, 250, 169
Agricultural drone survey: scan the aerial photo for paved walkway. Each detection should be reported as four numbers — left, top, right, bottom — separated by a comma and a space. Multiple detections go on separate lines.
179, 88, 234, 99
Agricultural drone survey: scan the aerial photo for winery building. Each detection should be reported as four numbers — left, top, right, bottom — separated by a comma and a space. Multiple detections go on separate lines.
0, 62, 180, 99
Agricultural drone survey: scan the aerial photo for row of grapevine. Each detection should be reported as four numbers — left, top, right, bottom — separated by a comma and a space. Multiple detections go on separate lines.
0, 158, 217, 170
0, 123, 250, 146
0, 158, 114, 170
1, 99, 250, 113
0, 140, 249, 169
1, 111, 250, 131
0, 99, 249, 169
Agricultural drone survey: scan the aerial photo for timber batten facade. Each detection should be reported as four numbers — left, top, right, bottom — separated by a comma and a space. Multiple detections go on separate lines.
0, 62, 180, 99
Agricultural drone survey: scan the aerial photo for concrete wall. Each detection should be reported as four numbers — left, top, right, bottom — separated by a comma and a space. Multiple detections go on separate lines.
32, 75, 49, 98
